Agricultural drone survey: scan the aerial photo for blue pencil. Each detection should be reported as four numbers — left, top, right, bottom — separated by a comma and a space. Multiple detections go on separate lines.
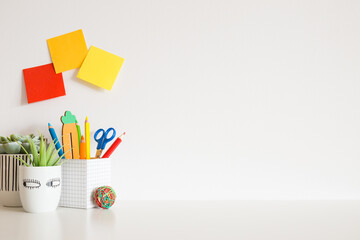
48, 123, 65, 159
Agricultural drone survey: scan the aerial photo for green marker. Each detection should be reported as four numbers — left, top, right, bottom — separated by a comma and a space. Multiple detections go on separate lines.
75, 120, 81, 152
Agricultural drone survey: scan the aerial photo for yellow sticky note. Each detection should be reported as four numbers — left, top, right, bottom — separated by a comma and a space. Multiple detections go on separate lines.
47, 29, 88, 73
77, 46, 125, 91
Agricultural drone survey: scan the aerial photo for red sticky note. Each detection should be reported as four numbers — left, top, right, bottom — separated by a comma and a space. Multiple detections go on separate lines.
23, 63, 66, 104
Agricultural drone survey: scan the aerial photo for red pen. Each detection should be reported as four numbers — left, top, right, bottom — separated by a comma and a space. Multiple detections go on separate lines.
102, 132, 126, 158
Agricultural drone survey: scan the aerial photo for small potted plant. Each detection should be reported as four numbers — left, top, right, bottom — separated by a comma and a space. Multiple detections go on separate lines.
17, 134, 67, 213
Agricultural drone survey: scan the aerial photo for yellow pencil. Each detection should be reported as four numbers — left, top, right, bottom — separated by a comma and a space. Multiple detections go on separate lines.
85, 116, 90, 159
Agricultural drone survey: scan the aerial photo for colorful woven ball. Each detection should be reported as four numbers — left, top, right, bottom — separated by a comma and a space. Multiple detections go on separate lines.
93, 186, 117, 209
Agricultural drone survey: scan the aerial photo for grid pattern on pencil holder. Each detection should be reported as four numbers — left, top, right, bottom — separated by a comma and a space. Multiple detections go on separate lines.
60, 158, 111, 209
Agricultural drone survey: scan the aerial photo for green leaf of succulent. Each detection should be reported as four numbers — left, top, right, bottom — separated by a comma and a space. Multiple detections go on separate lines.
16, 141, 34, 166
10, 134, 21, 142
1, 136, 9, 144
47, 151, 58, 166
0, 144, 4, 154
53, 149, 71, 166
10, 134, 29, 142
47, 146, 68, 166
28, 137, 39, 166
56, 158, 69, 166
3, 142, 21, 154
39, 134, 47, 166
21, 143, 31, 154
32, 136, 41, 141
46, 139, 55, 159
14, 156, 30, 167
46, 138, 59, 165
19, 132, 66, 167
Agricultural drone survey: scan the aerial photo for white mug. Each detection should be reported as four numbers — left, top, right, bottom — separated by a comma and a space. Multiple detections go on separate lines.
19, 165, 61, 213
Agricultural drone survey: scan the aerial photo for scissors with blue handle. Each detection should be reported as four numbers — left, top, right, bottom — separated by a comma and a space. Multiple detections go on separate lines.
94, 128, 116, 158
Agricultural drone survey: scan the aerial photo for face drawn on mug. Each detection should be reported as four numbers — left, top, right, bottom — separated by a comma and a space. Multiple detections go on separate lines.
23, 178, 61, 190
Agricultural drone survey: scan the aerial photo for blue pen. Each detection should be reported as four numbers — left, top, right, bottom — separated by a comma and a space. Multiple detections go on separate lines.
48, 123, 65, 159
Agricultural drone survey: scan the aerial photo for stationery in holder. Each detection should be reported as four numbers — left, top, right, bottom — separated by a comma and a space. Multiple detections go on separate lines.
102, 132, 125, 158
94, 127, 116, 158
85, 117, 90, 159
61, 111, 80, 159
75, 120, 81, 151
48, 123, 64, 158
80, 136, 86, 159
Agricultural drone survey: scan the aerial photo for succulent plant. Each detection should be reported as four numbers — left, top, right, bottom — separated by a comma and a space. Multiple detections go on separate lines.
0, 134, 41, 154
17, 133, 68, 167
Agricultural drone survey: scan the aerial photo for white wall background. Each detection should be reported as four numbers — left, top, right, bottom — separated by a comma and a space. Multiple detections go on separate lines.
1, 0, 360, 200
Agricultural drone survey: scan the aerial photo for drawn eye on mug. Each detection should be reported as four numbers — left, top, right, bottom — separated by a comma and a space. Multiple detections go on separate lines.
46, 178, 61, 188
23, 179, 41, 189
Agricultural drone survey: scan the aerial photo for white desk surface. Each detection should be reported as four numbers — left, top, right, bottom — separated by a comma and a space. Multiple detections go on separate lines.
1, 200, 360, 240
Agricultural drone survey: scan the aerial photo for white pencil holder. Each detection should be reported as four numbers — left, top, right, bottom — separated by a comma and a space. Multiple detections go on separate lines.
59, 158, 111, 209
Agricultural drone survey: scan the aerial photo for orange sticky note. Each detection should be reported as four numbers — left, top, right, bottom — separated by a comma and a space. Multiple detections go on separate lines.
77, 46, 125, 91
23, 63, 66, 104
47, 29, 88, 73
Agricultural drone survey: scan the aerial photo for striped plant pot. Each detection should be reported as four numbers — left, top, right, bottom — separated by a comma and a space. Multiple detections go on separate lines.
0, 154, 31, 206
